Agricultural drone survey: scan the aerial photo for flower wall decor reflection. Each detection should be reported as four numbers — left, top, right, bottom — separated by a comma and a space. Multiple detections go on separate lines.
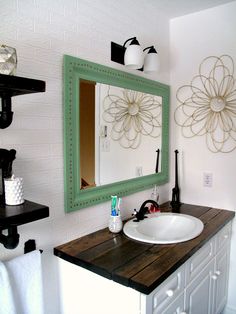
103, 87, 162, 149
174, 55, 236, 153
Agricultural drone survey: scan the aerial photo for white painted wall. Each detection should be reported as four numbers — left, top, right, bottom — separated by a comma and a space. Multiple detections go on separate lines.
170, 2, 236, 313
0, 1, 170, 313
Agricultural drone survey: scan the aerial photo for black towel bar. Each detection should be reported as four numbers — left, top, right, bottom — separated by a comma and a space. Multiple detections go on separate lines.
24, 239, 43, 254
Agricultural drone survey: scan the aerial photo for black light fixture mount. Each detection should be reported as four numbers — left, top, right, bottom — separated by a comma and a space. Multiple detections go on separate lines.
111, 37, 140, 65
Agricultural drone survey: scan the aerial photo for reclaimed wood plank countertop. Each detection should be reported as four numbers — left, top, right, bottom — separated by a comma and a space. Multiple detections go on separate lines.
54, 202, 235, 294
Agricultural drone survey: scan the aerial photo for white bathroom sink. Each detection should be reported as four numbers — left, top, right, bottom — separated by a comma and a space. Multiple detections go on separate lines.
123, 212, 204, 244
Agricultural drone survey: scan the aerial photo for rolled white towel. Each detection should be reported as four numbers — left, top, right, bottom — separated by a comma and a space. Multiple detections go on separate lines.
0, 261, 17, 314
5, 250, 44, 314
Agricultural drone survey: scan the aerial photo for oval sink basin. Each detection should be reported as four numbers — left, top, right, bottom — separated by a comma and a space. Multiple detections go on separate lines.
123, 213, 204, 244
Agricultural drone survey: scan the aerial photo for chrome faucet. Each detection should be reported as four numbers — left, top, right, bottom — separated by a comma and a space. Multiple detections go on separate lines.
133, 200, 159, 222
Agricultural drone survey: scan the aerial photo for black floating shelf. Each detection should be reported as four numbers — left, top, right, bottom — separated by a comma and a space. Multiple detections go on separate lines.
0, 199, 49, 229
0, 200, 49, 249
0, 73, 46, 97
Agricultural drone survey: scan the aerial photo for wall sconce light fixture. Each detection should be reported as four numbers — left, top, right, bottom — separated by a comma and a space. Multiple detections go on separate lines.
111, 37, 160, 73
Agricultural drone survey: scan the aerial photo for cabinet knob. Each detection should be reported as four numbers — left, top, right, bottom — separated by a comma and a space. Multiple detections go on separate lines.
212, 275, 218, 280
224, 234, 228, 239
215, 270, 221, 276
166, 289, 174, 297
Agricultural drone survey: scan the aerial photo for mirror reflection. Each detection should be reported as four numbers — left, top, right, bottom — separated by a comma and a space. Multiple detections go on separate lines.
80, 80, 162, 189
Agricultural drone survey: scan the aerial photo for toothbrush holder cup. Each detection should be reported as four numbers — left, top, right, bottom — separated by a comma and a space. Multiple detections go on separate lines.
108, 215, 123, 233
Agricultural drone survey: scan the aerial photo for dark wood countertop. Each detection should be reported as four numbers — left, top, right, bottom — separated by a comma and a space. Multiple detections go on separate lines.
54, 202, 235, 294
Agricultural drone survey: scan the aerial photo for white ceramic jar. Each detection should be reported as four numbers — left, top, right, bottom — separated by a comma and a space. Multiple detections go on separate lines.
4, 176, 24, 205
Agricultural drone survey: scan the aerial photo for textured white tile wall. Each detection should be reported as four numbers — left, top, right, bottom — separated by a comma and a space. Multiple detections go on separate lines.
0, 0, 170, 312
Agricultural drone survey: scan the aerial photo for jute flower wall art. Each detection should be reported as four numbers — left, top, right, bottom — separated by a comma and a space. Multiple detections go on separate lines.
102, 86, 162, 149
174, 55, 236, 153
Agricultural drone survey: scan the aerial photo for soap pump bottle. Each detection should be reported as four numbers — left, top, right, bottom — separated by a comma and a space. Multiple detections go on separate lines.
149, 185, 160, 213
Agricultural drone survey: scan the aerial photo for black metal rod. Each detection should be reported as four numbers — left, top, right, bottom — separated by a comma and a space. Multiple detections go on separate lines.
0, 96, 14, 129
174, 149, 179, 189
171, 149, 181, 211
155, 149, 160, 173
0, 168, 5, 205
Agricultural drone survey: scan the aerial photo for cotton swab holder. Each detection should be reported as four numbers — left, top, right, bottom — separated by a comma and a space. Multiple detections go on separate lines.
4, 175, 24, 205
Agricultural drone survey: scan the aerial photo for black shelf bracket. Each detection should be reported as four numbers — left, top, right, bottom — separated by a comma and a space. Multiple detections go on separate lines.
0, 96, 13, 129
0, 225, 20, 249
0, 200, 49, 249
0, 73, 46, 129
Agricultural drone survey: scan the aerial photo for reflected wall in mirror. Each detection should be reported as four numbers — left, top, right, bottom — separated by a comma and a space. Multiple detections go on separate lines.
80, 81, 163, 189
64, 55, 170, 212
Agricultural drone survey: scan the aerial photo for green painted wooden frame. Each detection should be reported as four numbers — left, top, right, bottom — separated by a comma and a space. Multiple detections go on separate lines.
64, 55, 170, 212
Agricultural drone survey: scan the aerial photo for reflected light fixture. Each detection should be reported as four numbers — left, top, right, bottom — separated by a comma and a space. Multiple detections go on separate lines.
143, 46, 160, 73
111, 37, 159, 73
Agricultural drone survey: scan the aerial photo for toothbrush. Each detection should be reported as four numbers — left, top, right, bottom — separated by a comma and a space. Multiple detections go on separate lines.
117, 197, 121, 216
111, 195, 117, 216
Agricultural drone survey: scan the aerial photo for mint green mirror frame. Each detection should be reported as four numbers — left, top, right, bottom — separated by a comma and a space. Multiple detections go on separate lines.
64, 55, 170, 212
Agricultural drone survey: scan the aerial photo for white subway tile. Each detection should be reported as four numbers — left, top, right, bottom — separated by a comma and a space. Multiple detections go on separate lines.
45, 78, 62, 93
50, 12, 77, 33
17, 57, 60, 79
0, 25, 18, 41
33, 47, 62, 66
11, 143, 52, 159
2, 0, 17, 13
13, 101, 62, 118
35, 0, 65, 15
49, 37, 77, 56
1, 129, 62, 145
14, 156, 63, 174
17, 28, 51, 49
17, 1, 51, 23
13, 90, 62, 106
50, 143, 63, 157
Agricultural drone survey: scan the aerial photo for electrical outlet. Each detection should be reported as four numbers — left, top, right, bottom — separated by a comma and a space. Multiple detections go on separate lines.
101, 139, 110, 152
203, 172, 213, 187
136, 166, 143, 177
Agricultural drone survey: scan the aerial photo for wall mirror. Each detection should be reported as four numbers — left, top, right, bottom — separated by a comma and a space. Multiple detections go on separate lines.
64, 55, 170, 212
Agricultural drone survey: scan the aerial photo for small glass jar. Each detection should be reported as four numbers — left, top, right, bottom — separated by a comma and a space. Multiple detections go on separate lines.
0, 45, 17, 75
108, 215, 123, 233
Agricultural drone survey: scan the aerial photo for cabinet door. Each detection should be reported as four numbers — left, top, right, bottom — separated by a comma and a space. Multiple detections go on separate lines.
185, 238, 215, 285
145, 265, 185, 314
185, 259, 214, 314
157, 292, 185, 314
212, 246, 229, 314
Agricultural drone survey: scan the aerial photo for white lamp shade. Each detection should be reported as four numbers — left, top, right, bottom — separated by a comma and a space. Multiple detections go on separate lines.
144, 52, 160, 73
124, 44, 144, 69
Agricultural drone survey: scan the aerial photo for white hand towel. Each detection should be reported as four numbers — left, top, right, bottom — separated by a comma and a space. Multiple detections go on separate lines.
0, 261, 17, 314
5, 250, 44, 314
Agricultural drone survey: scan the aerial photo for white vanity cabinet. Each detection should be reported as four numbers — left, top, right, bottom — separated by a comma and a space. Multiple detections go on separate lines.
212, 224, 231, 314
141, 222, 232, 314
57, 222, 232, 314
185, 222, 231, 314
